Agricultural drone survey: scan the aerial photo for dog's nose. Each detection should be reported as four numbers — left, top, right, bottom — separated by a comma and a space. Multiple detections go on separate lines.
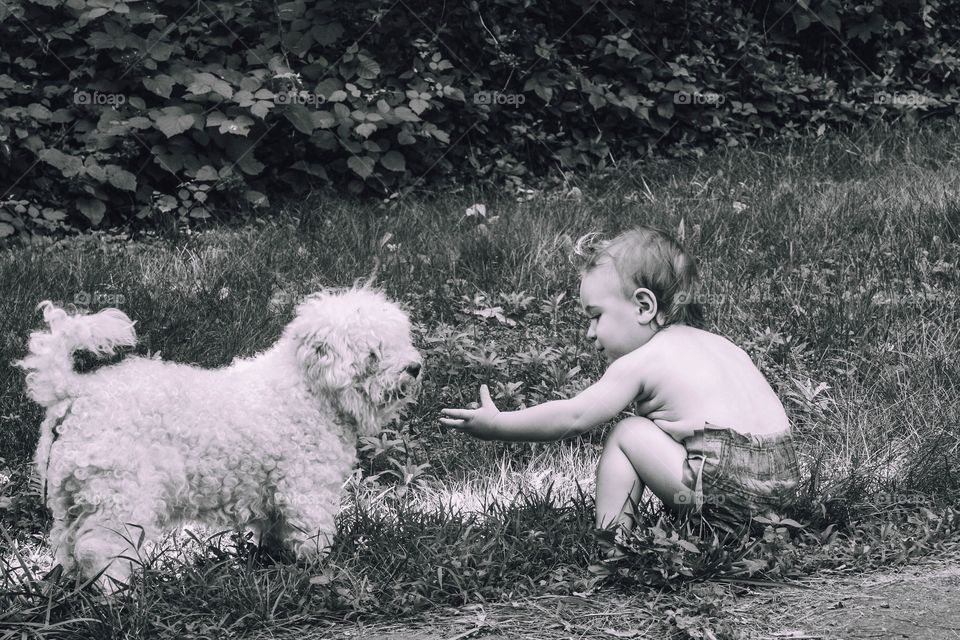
405, 362, 421, 378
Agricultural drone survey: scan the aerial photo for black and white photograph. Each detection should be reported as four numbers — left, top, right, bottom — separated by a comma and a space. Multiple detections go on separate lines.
1, 0, 958, 638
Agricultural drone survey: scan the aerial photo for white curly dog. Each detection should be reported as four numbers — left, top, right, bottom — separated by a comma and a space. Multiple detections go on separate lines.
16, 286, 422, 591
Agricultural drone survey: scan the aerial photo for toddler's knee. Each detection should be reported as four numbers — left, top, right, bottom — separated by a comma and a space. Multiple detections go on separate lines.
608, 416, 657, 443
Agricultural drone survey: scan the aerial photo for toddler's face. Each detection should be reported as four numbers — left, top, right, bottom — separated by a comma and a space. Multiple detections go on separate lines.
579, 258, 658, 362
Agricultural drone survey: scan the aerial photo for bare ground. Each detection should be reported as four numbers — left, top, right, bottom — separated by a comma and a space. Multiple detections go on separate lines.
740, 550, 960, 640
275, 549, 960, 640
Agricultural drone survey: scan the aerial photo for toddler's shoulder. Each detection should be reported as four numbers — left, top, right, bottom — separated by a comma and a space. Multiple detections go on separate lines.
650, 323, 717, 351
649, 325, 757, 370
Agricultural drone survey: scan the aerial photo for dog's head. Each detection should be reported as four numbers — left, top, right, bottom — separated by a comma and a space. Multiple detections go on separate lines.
284, 286, 422, 435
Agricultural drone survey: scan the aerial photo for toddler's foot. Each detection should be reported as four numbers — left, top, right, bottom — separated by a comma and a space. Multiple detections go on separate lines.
594, 526, 630, 562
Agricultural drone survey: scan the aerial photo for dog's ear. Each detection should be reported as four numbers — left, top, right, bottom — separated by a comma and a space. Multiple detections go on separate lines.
310, 340, 336, 371
299, 334, 353, 390
284, 306, 353, 390
314, 341, 331, 361
294, 331, 349, 387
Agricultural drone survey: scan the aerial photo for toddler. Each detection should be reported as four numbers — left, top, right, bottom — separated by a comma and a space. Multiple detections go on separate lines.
440, 226, 800, 530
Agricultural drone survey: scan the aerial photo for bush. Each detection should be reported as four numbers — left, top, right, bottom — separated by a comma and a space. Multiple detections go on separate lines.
2, 0, 959, 236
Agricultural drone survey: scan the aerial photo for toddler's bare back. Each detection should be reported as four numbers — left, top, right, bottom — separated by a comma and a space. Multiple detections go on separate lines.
626, 324, 790, 441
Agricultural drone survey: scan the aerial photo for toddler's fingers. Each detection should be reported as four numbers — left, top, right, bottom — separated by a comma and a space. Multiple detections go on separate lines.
440, 408, 473, 419
439, 417, 465, 428
479, 384, 492, 405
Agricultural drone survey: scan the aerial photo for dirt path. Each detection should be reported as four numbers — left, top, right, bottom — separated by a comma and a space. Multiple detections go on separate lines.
285, 551, 960, 640
743, 552, 960, 639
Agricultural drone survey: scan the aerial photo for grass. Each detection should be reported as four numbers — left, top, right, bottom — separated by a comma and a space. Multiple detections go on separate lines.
0, 120, 959, 638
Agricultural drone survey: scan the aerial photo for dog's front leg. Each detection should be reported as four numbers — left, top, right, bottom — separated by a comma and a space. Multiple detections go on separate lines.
273, 480, 340, 561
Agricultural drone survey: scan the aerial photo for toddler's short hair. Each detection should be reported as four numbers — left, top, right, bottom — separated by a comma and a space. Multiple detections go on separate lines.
574, 226, 704, 329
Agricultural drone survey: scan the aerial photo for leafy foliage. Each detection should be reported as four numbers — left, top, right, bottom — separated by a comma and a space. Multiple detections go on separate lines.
599, 503, 960, 589
2, 0, 960, 235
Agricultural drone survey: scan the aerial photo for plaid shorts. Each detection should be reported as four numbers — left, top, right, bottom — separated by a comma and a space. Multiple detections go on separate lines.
681, 424, 800, 522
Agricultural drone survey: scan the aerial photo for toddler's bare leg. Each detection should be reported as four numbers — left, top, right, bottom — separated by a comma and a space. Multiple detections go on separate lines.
595, 416, 692, 530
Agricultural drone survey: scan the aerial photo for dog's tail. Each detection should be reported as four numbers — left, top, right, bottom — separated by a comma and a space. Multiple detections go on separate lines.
15, 301, 137, 407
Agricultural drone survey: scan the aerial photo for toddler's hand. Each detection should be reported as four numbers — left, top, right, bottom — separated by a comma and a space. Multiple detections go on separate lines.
440, 384, 501, 440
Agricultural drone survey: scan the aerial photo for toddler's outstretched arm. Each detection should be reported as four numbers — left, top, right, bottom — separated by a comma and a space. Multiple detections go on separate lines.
440, 356, 645, 442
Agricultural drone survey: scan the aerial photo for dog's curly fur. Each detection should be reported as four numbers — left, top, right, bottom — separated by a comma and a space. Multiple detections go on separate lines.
15, 286, 422, 590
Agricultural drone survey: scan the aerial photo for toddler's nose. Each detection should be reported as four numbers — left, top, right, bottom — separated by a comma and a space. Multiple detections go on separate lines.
405, 362, 422, 378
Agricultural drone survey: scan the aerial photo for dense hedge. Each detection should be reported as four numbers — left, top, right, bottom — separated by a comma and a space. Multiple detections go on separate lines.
1, 0, 958, 235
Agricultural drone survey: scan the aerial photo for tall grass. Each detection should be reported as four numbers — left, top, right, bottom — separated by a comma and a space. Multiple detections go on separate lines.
1, 121, 958, 638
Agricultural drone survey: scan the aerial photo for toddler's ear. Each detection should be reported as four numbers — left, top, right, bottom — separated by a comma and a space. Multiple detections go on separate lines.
631, 287, 659, 319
